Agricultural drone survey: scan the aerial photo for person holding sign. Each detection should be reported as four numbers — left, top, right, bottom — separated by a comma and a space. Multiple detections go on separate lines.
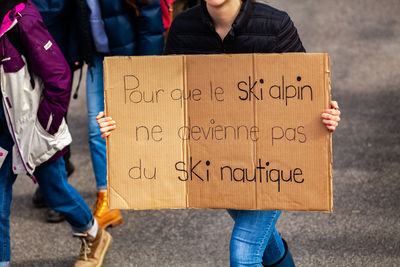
0, 1, 112, 266
97, 0, 341, 266
85, 0, 164, 229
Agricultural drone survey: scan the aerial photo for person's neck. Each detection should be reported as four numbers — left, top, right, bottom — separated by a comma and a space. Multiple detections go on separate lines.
207, 0, 242, 40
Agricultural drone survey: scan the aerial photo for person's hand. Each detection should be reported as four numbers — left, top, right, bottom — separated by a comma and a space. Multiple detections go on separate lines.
96, 111, 116, 139
321, 101, 341, 132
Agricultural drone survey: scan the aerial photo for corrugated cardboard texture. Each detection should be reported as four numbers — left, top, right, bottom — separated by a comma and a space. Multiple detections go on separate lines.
104, 53, 332, 211
104, 56, 186, 209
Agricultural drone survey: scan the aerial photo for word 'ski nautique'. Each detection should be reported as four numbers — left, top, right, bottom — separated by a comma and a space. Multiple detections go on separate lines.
128, 158, 305, 193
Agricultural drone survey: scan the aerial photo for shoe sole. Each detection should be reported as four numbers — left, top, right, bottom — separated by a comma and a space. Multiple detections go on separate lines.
100, 217, 123, 228
47, 217, 65, 223
96, 231, 112, 267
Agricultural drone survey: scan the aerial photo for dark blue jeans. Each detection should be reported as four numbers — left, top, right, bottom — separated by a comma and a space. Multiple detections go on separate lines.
0, 103, 93, 263
228, 210, 285, 267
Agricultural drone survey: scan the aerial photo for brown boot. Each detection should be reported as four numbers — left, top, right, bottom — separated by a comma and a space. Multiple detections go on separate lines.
74, 227, 112, 267
92, 191, 122, 228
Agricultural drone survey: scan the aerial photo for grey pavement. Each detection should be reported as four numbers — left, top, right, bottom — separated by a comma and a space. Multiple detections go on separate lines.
9, 0, 400, 266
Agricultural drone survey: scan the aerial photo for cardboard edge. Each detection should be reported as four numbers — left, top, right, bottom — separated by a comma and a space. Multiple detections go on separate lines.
252, 54, 258, 210
109, 186, 131, 209
183, 55, 189, 209
103, 58, 111, 208
324, 53, 334, 213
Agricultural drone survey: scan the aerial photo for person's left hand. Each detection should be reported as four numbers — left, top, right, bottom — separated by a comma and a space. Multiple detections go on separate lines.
322, 101, 341, 132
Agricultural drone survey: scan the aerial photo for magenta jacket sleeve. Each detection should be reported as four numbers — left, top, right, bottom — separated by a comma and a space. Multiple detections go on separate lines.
17, 8, 72, 135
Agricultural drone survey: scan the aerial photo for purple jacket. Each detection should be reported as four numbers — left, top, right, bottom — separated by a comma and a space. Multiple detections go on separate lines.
0, 0, 72, 179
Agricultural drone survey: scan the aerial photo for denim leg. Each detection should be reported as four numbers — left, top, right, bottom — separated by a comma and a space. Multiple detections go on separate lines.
86, 53, 107, 190
227, 209, 238, 220
34, 158, 94, 233
262, 228, 285, 265
228, 209, 284, 267
0, 123, 17, 262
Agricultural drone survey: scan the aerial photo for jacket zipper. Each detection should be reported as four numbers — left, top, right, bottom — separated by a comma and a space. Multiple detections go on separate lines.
0, 66, 36, 183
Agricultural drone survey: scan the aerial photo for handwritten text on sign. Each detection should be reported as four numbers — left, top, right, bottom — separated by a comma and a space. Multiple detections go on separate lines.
104, 53, 332, 211
123, 75, 311, 145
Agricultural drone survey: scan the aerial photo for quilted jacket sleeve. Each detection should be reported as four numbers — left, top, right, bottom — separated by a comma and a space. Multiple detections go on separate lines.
275, 12, 306, 53
135, 0, 164, 55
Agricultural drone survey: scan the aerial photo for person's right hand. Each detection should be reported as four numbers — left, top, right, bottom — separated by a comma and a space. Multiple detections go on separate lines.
96, 111, 116, 139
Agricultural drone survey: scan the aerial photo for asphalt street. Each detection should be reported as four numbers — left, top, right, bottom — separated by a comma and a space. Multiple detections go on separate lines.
9, 0, 400, 266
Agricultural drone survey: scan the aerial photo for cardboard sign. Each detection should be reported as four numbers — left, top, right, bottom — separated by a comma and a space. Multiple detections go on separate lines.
104, 53, 332, 211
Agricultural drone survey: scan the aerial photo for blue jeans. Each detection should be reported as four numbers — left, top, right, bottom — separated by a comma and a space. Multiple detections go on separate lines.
0, 102, 94, 262
86, 53, 107, 190
228, 210, 285, 267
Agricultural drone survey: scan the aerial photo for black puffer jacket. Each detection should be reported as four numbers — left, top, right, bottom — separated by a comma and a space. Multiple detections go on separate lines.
165, 0, 305, 55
